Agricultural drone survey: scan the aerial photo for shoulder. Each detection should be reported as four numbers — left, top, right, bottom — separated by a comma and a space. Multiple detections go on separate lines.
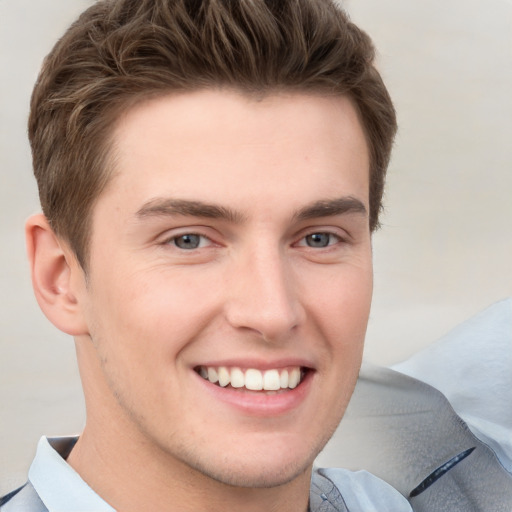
0, 482, 47, 512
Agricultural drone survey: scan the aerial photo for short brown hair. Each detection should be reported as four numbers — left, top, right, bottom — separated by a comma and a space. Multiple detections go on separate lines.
29, 0, 397, 268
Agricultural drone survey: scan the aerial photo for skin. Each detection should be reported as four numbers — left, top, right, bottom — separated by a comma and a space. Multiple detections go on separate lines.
27, 90, 372, 512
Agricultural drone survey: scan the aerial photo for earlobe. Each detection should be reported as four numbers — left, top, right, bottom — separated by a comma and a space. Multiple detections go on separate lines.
26, 213, 89, 336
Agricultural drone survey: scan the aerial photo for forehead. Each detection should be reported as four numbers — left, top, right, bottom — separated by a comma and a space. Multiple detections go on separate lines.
103, 90, 370, 217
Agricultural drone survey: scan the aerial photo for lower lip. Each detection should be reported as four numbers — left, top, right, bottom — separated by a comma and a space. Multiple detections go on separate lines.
194, 370, 314, 416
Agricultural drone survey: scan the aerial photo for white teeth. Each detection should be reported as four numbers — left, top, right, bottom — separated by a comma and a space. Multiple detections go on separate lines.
198, 366, 305, 391
230, 368, 245, 388
218, 367, 230, 387
280, 369, 289, 388
245, 369, 263, 390
288, 368, 301, 389
263, 369, 280, 391
207, 367, 218, 384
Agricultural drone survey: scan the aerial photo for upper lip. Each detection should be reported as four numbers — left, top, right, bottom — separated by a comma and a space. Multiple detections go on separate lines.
192, 358, 315, 371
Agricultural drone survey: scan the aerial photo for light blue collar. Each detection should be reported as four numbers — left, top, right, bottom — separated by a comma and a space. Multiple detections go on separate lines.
28, 436, 115, 512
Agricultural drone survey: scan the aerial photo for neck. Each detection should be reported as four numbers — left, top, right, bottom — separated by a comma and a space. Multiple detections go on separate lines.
67, 422, 312, 512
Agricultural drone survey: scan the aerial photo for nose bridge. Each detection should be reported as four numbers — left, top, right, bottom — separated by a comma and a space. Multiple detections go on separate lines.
225, 239, 301, 341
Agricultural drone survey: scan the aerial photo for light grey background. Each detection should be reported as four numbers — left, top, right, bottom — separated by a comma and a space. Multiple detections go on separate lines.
1, 0, 511, 495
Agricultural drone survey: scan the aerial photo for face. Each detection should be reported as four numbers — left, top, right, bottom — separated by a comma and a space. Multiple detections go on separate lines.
76, 90, 372, 488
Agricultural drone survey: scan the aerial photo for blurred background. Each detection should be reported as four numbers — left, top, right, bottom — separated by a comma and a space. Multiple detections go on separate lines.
1, 0, 511, 495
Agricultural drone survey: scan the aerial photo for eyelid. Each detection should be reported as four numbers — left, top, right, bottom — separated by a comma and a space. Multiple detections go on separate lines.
169, 233, 212, 249
158, 227, 218, 248
295, 233, 342, 248
293, 226, 350, 247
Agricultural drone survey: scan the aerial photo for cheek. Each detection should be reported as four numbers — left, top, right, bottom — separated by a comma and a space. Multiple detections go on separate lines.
314, 267, 371, 412
305, 263, 373, 335
86, 264, 222, 359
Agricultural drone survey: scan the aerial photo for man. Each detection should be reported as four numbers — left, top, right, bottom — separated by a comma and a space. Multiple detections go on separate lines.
0, 1, 404, 510
1, 1, 510, 511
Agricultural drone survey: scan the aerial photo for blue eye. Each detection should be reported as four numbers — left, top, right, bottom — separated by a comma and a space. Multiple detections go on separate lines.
304, 233, 338, 248
173, 234, 202, 250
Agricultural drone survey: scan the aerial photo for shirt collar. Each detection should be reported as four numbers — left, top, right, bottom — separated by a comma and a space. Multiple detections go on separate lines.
28, 436, 115, 512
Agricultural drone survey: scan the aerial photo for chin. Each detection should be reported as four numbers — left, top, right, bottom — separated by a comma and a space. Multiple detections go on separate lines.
175, 433, 327, 489
196, 456, 313, 489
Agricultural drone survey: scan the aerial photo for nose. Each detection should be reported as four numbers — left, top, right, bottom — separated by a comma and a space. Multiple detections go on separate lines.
224, 244, 304, 342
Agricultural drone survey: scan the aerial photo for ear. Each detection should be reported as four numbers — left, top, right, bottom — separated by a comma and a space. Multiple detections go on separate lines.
26, 213, 89, 336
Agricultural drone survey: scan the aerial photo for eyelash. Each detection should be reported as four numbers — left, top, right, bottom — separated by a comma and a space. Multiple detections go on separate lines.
295, 231, 344, 249
162, 230, 345, 251
163, 232, 213, 250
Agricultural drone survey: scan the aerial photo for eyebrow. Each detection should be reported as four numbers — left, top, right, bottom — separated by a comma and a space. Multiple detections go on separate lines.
136, 198, 246, 223
135, 196, 367, 223
293, 197, 367, 221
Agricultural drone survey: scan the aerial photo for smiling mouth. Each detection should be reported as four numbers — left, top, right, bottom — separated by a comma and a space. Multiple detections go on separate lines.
195, 366, 308, 392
